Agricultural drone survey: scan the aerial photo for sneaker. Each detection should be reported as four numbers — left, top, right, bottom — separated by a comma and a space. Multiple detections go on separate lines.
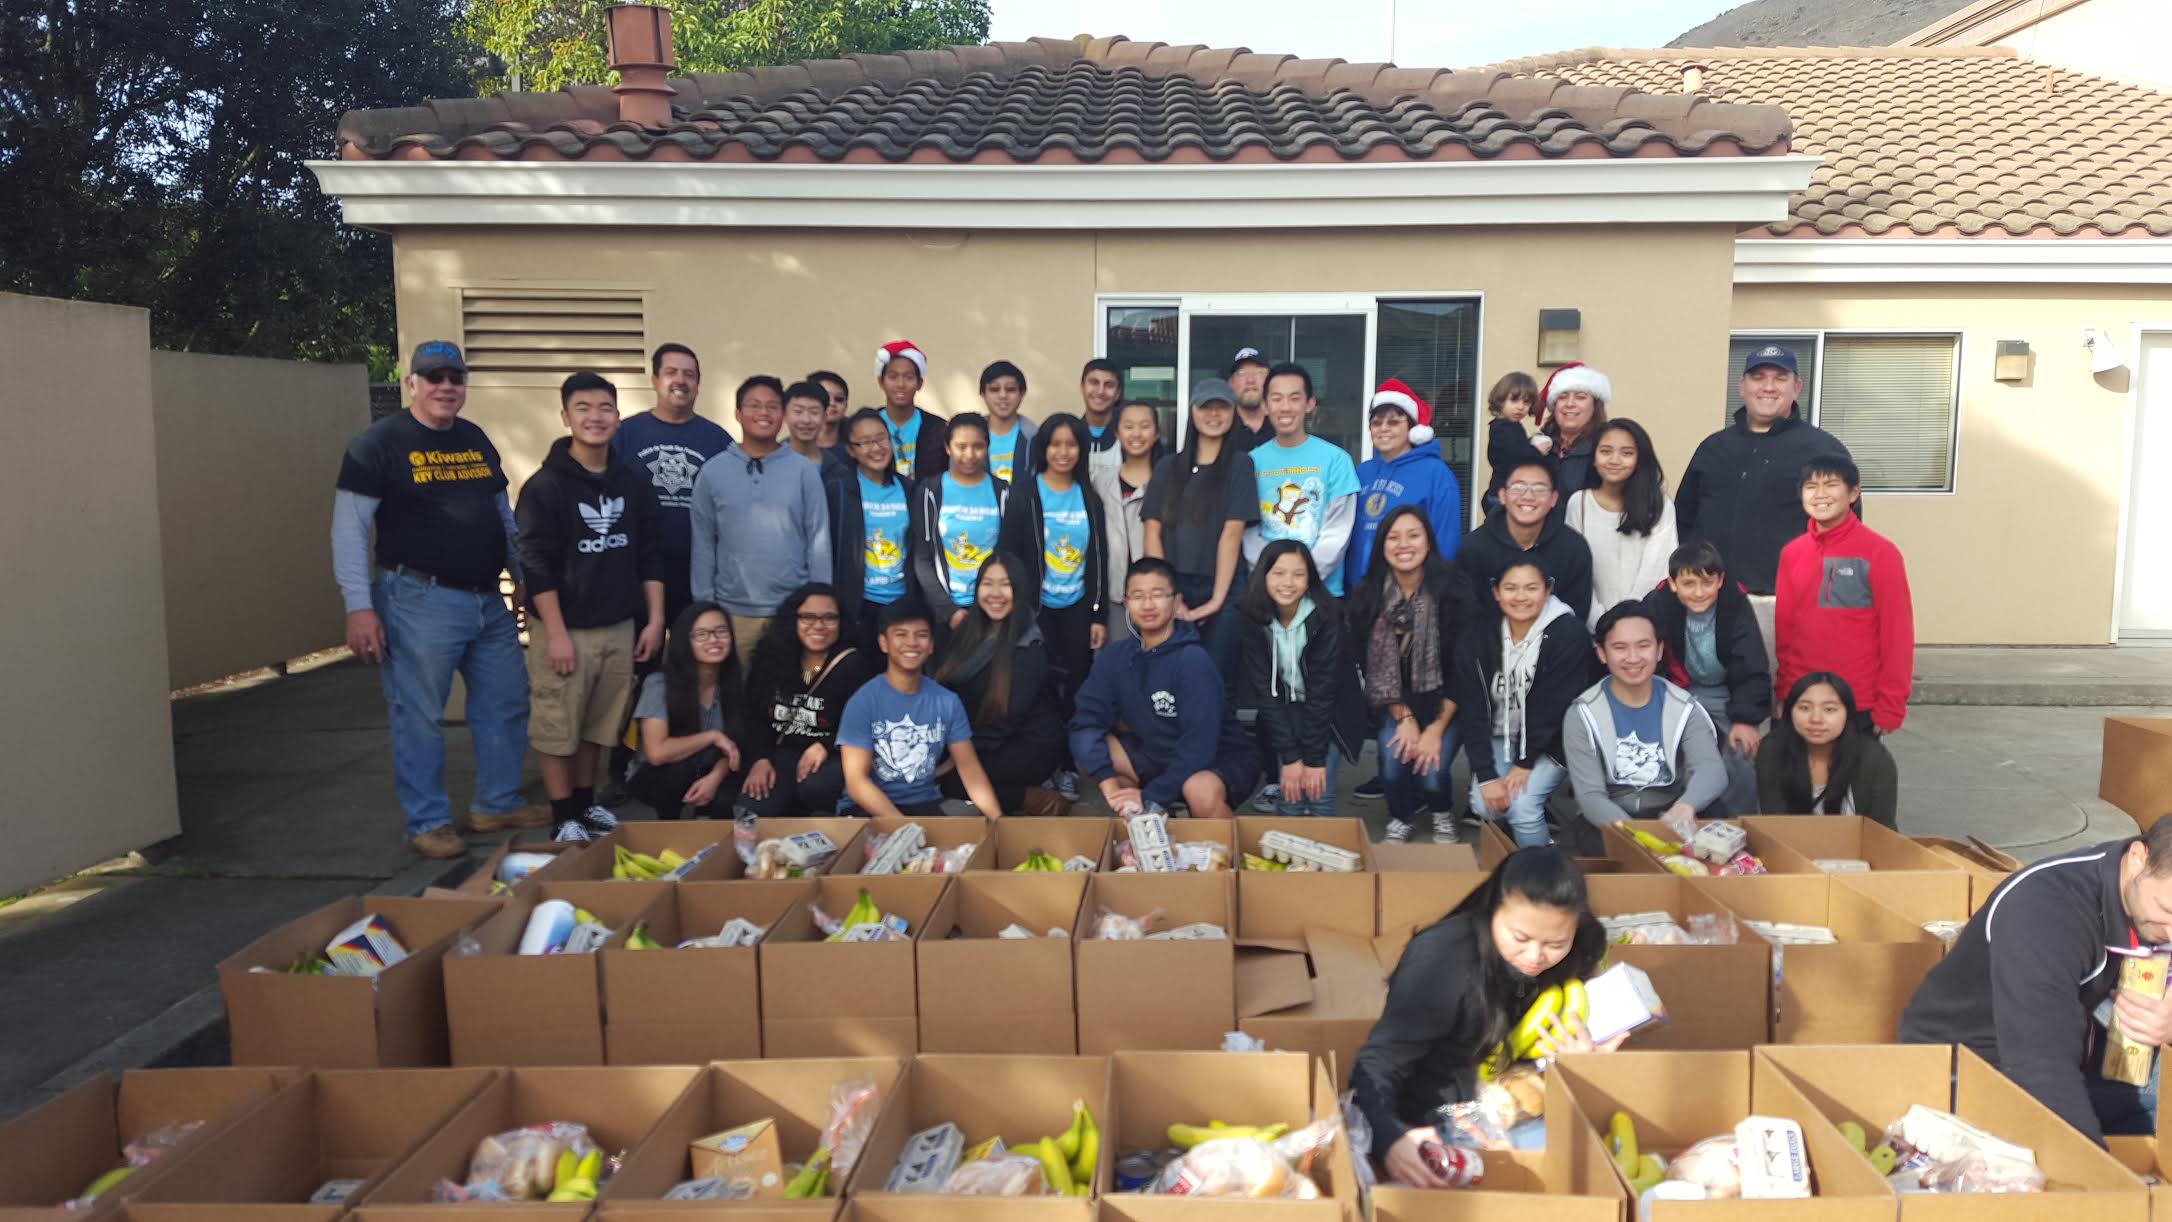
1049, 769, 1081, 801
553, 820, 592, 843
468, 803, 550, 833
579, 804, 621, 834
1382, 818, 1414, 844
1432, 809, 1461, 843
1252, 784, 1283, 813
1353, 776, 1385, 801
409, 824, 465, 859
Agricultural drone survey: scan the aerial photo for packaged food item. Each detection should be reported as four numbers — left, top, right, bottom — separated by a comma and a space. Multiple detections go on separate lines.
944, 1152, 1049, 1195
1092, 905, 1164, 940
1255, 830, 1360, 872
780, 831, 838, 870
1146, 1116, 1338, 1198
2104, 951, 2169, 1085
1714, 851, 1768, 876
430, 1122, 600, 1202
515, 900, 614, 955
1734, 1118, 1811, 1199
1658, 854, 1711, 877
1584, 962, 1667, 1044
679, 917, 767, 949
690, 1119, 785, 1198
1883, 1104, 2042, 1192
1420, 1140, 1485, 1187
1126, 811, 1179, 872
1063, 855, 1098, 872
1814, 858, 1871, 873
1744, 920, 1836, 946
65, 1122, 207, 1209
1602, 911, 1688, 944
309, 1178, 366, 1205
1684, 913, 1741, 944
815, 889, 908, 943
1145, 922, 1226, 940
498, 851, 558, 884
323, 914, 408, 977
1688, 822, 1748, 865
665, 1177, 757, 1200
865, 823, 930, 875
1665, 1134, 1742, 1198
886, 1123, 965, 1193
823, 1079, 882, 1180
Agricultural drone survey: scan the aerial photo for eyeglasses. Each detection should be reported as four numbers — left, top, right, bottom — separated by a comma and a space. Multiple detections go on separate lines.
421, 371, 467, 386
1505, 482, 1552, 497
848, 437, 889, 450
1129, 590, 1177, 604
797, 612, 842, 626
689, 627, 732, 643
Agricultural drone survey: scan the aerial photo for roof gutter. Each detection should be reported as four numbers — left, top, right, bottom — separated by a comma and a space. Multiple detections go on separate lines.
1735, 238, 2172, 285
306, 155, 1821, 233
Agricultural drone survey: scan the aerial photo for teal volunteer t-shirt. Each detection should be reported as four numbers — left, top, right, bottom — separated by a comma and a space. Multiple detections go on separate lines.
937, 474, 1001, 606
1251, 435, 1360, 594
859, 475, 909, 605
1038, 477, 1090, 609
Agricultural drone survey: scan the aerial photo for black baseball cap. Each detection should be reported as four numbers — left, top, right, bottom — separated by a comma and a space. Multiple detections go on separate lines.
1224, 346, 1269, 377
1742, 343, 1799, 377
410, 340, 468, 376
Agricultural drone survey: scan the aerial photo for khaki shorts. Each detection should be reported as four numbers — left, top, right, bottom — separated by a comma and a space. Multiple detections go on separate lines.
730, 614, 771, 670
526, 620, 635, 756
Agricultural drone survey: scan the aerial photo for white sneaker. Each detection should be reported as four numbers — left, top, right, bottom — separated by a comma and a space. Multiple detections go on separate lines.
1252, 784, 1283, 813
580, 804, 620, 833
1050, 770, 1081, 801
553, 820, 592, 843
1383, 818, 1414, 844
1432, 809, 1460, 843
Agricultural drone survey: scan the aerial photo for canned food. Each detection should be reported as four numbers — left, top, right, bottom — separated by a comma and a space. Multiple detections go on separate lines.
1420, 1140, 1485, 1188
1115, 1152, 1161, 1191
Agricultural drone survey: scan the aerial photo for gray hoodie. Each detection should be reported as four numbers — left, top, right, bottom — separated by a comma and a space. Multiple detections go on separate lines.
1563, 677, 1724, 823
689, 442, 831, 616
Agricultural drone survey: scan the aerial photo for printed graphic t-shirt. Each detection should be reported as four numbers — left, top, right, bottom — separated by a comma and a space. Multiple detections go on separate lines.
860, 475, 910, 605
888, 411, 923, 479
337, 411, 508, 588
611, 411, 731, 563
1602, 684, 1673, 789
1251, 435, 1360, 593
836, 675, 971, 808
1038, 477, 1091, 609
988, 424, 1024, 484
938, 474, 1002, 606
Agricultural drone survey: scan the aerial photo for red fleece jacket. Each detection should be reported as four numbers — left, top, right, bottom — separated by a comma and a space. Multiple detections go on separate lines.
1774, 513, 1915, 732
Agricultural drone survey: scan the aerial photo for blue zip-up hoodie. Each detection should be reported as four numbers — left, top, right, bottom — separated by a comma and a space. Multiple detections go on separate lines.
1069, 618, 1248, 809
1347, 440, 1464, 589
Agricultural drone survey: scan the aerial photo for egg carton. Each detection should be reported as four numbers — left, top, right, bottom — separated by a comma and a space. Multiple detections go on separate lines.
864, 821, 929, 875
1688, 821, 1748, 865
1743, 919, 1836, 946
1126, 811, 1180, 873
1255, 830, 1361, 873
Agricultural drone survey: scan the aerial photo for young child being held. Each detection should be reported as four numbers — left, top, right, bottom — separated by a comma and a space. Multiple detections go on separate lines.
1482, 371, 1551, 513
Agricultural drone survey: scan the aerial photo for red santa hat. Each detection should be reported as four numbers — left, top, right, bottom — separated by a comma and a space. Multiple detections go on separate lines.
876, 340, 927, 381
1540, 362, 1611, 409
1369, 377, 1434, 445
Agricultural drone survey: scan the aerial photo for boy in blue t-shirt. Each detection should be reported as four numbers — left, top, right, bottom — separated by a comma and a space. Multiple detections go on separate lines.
1246, 362, 1360, 596
836, 600, 1004, 818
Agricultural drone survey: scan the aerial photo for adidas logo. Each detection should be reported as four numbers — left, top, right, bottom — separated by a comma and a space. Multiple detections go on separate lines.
577, 496, 629, 553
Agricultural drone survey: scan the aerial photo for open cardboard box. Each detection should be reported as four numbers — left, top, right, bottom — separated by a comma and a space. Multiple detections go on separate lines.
1739, 816, 1959, 874
1237, 928, 1393, 1083
221, 895, 501, 1068
849, 1053, 1111, 1211
847, 815, 994, 876
1910, 837, 2019, 914
1472, 823, 1625, 877
1077, 872, 1236, 1054
123, 1068, 496, 1222
1692, 874, 1942, 1043
605, 1057, 904, 1210
442, 881, 670, 1067
1369, 1065, 1628, 1222
984, 817, 1113, 872
1375, 871, 1489, 961
1831, 871, 1973, 955
454, 838, 586, 897
758, 874, 949, 1058
1373, 842, 1480, 872
756, 817, 873, 876
1584, 875, 1770, 1050
599, 879, 814, 1064
2103, 1104, 2172, 1222
535, 821, 745, 885
918, 872, 1088, 1055
1107, 817, 1237, 873
0, 1068, 295, 1221
1600, 820, 1819, 875
1755, 1044, 2148, 1222
350, 1065, 702, 1220
843, 1201, 1085, 1222
2100, 717, 2172, 828
1232, 817, 1378, 942
603, 1208, 839, 1222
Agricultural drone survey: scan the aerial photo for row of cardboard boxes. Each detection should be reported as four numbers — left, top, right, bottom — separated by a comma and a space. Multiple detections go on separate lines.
9, 1046, 2168, 1222
219, 817, 2018, 1079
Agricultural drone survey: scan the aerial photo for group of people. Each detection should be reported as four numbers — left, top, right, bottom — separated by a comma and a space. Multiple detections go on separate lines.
335, 334, 1915, 855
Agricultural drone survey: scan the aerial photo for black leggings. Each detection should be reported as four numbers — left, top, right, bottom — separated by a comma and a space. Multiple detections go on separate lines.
940, 732, 1069, 814
1037, 600, 1097, 711
626, 752, 744, 820
734, 749, 848, 818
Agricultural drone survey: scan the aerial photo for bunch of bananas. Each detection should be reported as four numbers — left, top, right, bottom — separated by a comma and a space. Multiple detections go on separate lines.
1167, 1120, 1289, 1149
782, 1148, 830, 1198
622, 921, 663, 951
1838, 1120, 1899, 1174
1012, 1099, 1098, 1197
1623, 827, 1679, 856
1013, 850, 1067, 873
1608, 1112, 1668, 1192
1240, 854, 1288, 872
824, 888, 884, 942
611, 846, 686, 880
545, 1148, 603, 1203
1479, 978, 1591, 1079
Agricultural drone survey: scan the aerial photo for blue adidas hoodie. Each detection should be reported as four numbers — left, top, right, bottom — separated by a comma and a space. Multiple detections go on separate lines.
1068, 618, 1249, 809
1346, 439, 1464, 589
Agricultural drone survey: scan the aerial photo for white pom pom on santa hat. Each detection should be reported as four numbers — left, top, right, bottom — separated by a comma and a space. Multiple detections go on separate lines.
1369, 376, 1434, 445
1541, 361, 1611, 408
876, 340, 927, 381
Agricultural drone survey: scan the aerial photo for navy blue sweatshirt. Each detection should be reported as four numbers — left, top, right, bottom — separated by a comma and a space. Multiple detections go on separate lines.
1069, 619, 1250, 809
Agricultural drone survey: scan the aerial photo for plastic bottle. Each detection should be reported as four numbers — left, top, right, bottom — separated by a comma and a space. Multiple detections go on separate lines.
517, 899, 576, 955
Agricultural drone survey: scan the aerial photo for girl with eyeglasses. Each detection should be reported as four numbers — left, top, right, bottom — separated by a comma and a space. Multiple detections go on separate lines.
625, 601, 747, 819
735, 583, 876, 818
827, 408, 915, 653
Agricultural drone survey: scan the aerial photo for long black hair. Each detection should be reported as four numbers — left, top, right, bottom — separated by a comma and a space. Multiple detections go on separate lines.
1445, 847, 1608, 1070
1589, 417, 1667, 537
845, 407, 895, 485
1032, 412, 1090, 483
1160, 397, 1243, 529
749, 583, 850, 695
1348, 505, 1465, 631
662, 601, 743, 738
1770, 671, 1869, 814
1239, 538, 1342, 629
933, 552, 1040, 723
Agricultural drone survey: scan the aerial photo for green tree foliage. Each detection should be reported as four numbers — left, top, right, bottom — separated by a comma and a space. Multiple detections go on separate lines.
463, 0, 992, 94
0, 1, 478, 370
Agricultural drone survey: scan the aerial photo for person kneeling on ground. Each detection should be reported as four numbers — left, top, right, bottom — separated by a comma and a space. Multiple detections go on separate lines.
836, 599, 1004, 819
1454, 559, 1593, 849
1757, 671, 1898, 827
735, 583, 874, 818
1239, 540, 1366, 818
931, 553, 1072, 816
1563, 602, 1725, 833
626, 602, 746, 820
1643, 539, 1769, 816
1351, 848, 1626, 1184
1070, 557, 1263, 818
1352, 507, 1480, 844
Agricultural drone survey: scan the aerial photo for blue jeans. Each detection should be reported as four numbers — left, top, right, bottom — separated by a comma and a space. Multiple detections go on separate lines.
1268, 752, 1341, 817
373, 572, 530, 835
1468, 737, 1565, 848
1377, 716, 1458, 826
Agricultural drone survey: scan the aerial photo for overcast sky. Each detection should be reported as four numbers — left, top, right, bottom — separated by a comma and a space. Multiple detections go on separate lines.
987, 0, 1736, 68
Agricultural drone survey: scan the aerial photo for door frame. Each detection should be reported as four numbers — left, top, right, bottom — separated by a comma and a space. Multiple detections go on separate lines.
2112, 324, 2172, 641
1176, 294, 1378, 455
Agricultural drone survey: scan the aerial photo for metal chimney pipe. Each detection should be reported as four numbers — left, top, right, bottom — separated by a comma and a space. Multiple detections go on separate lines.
606, 4, 677, 128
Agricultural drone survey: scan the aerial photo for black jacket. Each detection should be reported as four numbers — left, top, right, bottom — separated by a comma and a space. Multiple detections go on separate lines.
743, 645, 876, 761
942, 633, 1067, 755
1349, 566, 1482, 723
1547, 432, 1596, 524
1675, 409, 1856, 595
909, 473, 1010, 618
1900, 841, 2136, 1147
1238, 606, 1367, 769
1453, 508, 1596, 623
825, 468, 915, 628
1483, 418, 1547, 506
1643, 580, 1772, 728
1453, 612, 1599, 782
997, 472, 1109, 620
514, 438, 664, 629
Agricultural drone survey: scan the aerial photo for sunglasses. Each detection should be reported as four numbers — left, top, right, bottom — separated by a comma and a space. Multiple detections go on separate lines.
421, 370, 467, 386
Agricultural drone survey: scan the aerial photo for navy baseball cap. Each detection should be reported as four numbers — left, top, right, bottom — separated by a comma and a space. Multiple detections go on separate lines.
1742, 343, 1799, 377
1224, 347, 1269, 377
410, 340, 468, 376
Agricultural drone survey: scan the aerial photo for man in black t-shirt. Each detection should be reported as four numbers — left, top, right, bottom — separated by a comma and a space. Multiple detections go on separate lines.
333, 340, 540, 859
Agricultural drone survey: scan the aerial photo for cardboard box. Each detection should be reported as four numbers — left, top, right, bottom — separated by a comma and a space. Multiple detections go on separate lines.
1690, 874, 1942, 1043
918, 872, 1088, 1054
1739, 816, 1960, 874
1911, 837, 2020, 914
1371, 1067, 1625, 1222
605, 1058, 903, 1210
758, 874, 949, 1058
1237, 928, 1394, 1079
2100, 717, 2172, 828
1755, 1044, 2148, 1222
1107, 817, 1237, 872
842, 1201, 1085, 1222
1553, 1050, 1894, 1222
0, 1069, 294, 1221
220, 896, 501, 1069
535, 820, 746, 885
1472, 824, 1625, 877
599, 879, 814, 1064
1375, 871, 1489, 951
441, 882, 670, 1067
847, 816, 994, 876
1077, 872, 1237, 1054
984, 817, 1114, 871
351, 1065, 702, 1219
2103, 1133, 2172, 1222
1098, 1051, 1349, 1219
123, 1069, 496, 1220
1584, 875, 1771, 1050
602, 1208, 839, 1222
1373, 841, 1480, 872
452, 838, 585, 897
850, 1053, 1111, 1206
1600, 819, 1819, 875
1233, 817, 1378, 942
1833, 870, 1974, 952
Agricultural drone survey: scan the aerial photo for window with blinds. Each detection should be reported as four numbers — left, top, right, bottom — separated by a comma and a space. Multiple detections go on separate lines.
1377, 298, 1482, 500
1727, 331, 1959, 493
459, 288, 648, 380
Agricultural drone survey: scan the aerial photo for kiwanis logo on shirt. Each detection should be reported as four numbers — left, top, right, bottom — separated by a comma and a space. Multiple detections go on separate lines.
407, 448, 495, 484
578, 496, 629, 553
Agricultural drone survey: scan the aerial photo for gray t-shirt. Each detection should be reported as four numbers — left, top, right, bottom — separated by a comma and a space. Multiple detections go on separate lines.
1141, 452, 1260, 579
631, 672, 722, 768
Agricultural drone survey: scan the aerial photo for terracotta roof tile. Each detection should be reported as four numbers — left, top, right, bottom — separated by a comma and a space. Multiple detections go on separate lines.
1480, 44, 2172, 237
337, 33, 1789, 165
